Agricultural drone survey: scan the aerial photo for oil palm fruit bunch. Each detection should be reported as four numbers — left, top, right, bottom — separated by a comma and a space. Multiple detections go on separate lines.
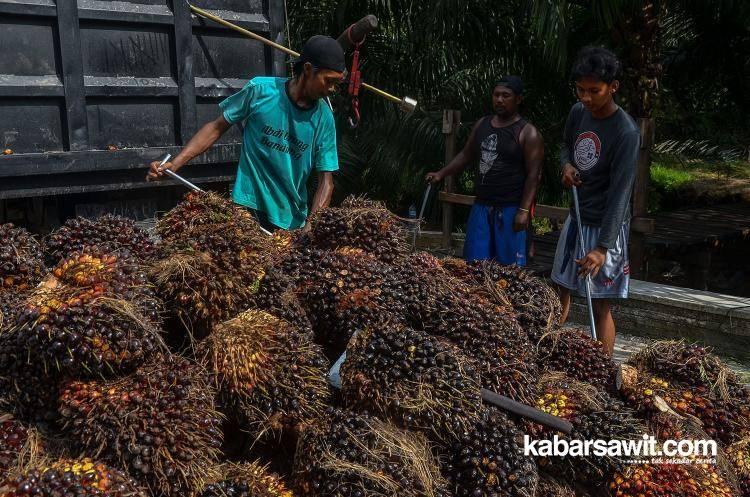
444, 407, 538, 497
0, 414, 42, 479
609, 462, 735, 497
628, 340, 750, 402
58, 357, 223, 496
340, 322, 482, 445
293, 409, 451, 497
15, 246, 163, 378
199, 462, 293, 497
200, 309, 330, 439
536, 327, 618, 393
250, 266, 312, 332
620, 367, 749, 446
156, 191, 256, 244
308, 196, 409, 264
150, 250, 261, 341
0, 332, 61, 422
277, 247, 409, 359
0, 291, 26, 333
418, 285, 538, 404
532, 374, 646, 485
0, 458, 147, 497
45, 215, 155, 265
0, 223, 46, 292
727, 439, 750, 496
440, 258, 561, 342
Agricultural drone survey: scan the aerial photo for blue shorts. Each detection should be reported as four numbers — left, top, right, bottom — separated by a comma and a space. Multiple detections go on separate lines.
551, 215, 630, 299
464, 203, 527, 266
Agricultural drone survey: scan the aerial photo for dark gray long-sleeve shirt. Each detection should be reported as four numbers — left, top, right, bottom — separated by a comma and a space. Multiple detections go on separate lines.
560, 102, 640, 249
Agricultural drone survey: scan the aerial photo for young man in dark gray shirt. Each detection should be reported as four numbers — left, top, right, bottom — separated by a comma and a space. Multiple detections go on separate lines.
551, 47, 640, 354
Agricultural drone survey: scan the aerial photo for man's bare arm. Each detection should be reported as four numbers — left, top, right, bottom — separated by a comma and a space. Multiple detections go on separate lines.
308, 171, 335, 219
513, 124, 544, 232
147, 115, 233, 181
425, 120, 481, 183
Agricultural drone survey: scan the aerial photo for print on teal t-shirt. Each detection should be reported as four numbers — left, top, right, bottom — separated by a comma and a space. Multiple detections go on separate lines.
219, 77, 339, 229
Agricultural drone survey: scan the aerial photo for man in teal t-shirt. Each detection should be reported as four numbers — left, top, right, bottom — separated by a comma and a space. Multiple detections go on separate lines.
147, 35, 346, 231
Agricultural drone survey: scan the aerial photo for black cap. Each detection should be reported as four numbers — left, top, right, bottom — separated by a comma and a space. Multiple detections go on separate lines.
495, 75, 523, 95
295, 35, 346, 73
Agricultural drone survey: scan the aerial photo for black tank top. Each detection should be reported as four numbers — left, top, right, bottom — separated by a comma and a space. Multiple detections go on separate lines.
473, 116, 528, 206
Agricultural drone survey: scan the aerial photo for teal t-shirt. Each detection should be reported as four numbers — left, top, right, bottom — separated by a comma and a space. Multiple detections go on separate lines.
219, 77, 339, 229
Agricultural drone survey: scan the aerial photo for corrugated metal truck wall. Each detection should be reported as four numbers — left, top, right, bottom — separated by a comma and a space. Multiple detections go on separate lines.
0, 0, 285, 209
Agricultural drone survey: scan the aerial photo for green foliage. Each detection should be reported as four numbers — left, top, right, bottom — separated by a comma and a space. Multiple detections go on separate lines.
287, 0, 749, 214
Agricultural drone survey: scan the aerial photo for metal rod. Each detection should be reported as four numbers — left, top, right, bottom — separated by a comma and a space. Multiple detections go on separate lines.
480, 389, 573, 434
158, 154, 205, 192
411, 183, 431, 249
572, 185, 597, 341
188, 3, 416, 112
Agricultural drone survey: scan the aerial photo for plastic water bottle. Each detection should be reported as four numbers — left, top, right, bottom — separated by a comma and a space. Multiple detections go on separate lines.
408, 204, 418, 234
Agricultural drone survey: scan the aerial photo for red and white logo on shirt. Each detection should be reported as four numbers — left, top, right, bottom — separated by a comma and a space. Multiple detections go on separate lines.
574, 131, 601, 171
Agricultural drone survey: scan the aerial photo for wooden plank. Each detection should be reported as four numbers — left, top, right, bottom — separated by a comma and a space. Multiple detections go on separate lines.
438, 191, 474, 206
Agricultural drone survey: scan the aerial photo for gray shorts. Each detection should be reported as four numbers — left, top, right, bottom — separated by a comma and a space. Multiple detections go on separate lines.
550, 216, 630, 299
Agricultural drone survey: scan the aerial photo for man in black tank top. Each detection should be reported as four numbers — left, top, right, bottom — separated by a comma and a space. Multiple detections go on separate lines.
426, 76, 544, 265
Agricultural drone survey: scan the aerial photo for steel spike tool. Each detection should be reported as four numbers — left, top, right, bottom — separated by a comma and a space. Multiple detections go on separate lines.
158, 154, 204, 193
572, 183, 597, 341
411, 183, 432, 250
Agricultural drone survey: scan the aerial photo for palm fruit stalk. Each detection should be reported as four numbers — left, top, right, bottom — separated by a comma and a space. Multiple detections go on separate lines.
45, 215, 156, 265
199, 462, 293, 497
0, 223, 46, 293
200, 309, 330, 440
534, 472, 576, 497
609, 462, 736, 497
308, 196, 410, 264
628, 340, 750, 403
13, 246, 163, 378
530, 374, 646, 486
293, 409, 451, 497
440, 258, 561, 342
620, 366, 750, 446
444, 407, 538, 497
340, 323, 482, 445
58, 357, 223, 496
0, 458, 147, 497
536, 327, 618, 393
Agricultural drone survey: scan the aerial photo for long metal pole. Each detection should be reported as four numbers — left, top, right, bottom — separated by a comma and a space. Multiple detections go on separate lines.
187, 3, 417, 111
571, 185, 597, 341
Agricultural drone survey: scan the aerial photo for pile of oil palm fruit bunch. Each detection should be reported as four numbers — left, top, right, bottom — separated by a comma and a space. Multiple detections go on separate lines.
1, 192, 750, 497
